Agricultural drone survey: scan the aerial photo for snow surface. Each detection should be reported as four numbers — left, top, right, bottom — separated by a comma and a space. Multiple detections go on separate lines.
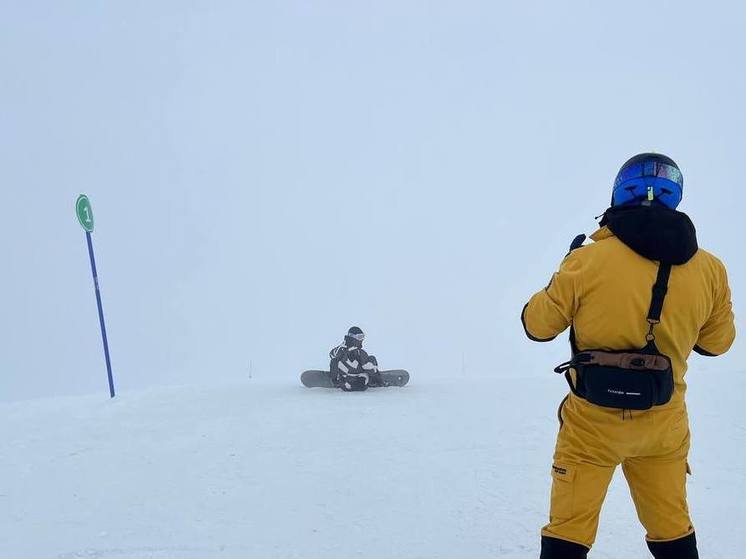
2, 372, 745, 558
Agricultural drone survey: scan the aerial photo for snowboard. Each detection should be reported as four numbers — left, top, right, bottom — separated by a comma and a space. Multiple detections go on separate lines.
301, 369, 410, 389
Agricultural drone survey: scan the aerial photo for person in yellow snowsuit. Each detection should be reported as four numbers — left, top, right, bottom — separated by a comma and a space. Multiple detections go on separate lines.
522, 153, 735, 559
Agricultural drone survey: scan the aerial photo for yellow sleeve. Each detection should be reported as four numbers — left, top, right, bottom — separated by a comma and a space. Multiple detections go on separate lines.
521, 251, 583, 342
694, 261, 736, 356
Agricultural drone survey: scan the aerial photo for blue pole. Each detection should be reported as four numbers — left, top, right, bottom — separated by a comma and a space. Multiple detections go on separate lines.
86, 231, 116, 398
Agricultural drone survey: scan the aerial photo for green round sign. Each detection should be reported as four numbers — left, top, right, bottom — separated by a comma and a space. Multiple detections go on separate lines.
76, 194, 94, 232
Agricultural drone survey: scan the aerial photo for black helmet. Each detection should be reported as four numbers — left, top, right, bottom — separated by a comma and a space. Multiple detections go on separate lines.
344, 326, 365, 347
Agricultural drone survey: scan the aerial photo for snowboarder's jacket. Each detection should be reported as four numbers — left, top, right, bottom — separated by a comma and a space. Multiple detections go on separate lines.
523, 205, 735, 408
522, 205, 735, 551
329, 344, 378, 390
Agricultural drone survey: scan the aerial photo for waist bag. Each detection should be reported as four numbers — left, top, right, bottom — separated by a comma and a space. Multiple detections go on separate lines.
553, 263, 674, 411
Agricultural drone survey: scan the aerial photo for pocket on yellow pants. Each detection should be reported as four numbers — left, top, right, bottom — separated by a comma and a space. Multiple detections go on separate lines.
550, 463, 576, 521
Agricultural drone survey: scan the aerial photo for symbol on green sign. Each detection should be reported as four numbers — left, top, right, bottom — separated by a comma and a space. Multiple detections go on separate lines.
76, 194, 94, 232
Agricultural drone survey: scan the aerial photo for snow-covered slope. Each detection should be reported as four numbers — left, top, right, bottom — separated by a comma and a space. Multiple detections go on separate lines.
1, 372, 744, 558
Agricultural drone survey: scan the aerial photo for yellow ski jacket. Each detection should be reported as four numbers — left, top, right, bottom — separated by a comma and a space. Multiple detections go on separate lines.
523, 206, 735, 408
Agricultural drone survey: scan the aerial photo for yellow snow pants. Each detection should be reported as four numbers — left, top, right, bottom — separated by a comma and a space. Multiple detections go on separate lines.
542, 394, 694, 549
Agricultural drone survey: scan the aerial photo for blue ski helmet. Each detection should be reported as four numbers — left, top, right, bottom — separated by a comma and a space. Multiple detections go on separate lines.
612, 153, 683, 209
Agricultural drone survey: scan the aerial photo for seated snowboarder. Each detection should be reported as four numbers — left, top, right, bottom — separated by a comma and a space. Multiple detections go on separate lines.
329, 326, 384, 391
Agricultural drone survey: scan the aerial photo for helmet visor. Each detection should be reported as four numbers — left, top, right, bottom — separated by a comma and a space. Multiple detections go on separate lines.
347, 332, 365, 342
614, 161, 683, 190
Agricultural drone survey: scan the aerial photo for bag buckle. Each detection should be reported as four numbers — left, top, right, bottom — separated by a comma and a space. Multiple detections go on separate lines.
645, 319, 659, 342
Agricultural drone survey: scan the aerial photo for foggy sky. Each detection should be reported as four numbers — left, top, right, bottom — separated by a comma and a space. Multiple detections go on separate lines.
2, 1, 743, 401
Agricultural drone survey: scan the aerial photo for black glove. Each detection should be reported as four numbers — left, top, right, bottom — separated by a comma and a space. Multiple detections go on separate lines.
568, 234, 586, 253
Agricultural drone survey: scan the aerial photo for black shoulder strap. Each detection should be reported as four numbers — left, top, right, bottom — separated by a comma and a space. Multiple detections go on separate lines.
648, 263, 672, 323
643, 262, 672, 347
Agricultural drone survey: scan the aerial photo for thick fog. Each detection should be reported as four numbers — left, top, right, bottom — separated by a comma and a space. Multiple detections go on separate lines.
2, 1, 743, 401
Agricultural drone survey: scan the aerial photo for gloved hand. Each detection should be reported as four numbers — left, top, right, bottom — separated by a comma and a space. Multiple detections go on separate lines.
568, 233, 586, 253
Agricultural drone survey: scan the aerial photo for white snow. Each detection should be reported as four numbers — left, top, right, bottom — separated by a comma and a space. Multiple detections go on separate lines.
1, 371, 744, 558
